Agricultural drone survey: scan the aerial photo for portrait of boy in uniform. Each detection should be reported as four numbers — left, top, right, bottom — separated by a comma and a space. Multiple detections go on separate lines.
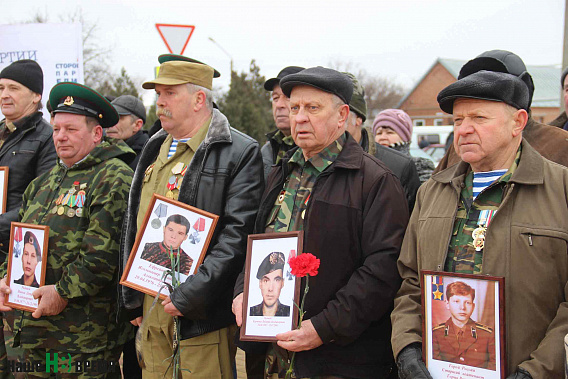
140, 214, 193, 276
432, 281, 495, 370
422, 272, 505, 379
249, 252, 290, 317
241, 232, 301, 341
121, 194, 218, 299
5, 223, 49, 312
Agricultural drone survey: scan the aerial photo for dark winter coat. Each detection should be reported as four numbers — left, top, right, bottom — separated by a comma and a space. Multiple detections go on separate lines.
120, 109, 264, 340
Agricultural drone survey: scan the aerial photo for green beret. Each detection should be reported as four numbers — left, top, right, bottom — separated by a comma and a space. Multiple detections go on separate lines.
344, 72, 367, 121
256, 252, 285, 279
49, 82, 119, 128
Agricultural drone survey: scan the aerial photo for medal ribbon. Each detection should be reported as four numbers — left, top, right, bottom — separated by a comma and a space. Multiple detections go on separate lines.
477, 209, 496, 227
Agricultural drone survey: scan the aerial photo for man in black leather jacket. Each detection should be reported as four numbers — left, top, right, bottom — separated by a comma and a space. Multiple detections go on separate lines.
120, 59, 263, 378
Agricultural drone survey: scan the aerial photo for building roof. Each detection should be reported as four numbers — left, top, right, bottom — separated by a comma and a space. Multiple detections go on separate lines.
399, 58, 561, 109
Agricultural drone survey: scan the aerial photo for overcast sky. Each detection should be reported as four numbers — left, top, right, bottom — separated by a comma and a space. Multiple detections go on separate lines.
3, 0, 565, 104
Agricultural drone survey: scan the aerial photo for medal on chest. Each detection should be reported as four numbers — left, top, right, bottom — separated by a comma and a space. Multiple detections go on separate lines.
472, 210, 495, 251
165, 162, 188, 199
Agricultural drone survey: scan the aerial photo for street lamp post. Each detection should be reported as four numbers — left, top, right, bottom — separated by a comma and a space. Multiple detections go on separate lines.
208, 37, 234, 73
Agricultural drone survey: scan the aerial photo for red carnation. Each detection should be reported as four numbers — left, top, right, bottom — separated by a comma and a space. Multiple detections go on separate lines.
288, 253, 320, 277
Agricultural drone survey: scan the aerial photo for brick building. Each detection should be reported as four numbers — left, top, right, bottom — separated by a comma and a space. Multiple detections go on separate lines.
398, 58, 561, 126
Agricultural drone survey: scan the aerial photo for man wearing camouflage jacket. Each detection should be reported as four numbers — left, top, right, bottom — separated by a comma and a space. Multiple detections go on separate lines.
0, 82, 134, 378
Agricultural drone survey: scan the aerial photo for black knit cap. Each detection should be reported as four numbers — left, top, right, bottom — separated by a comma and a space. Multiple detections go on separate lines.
0, 59, 43, 95
437, 71, 529, 114
264, 66, 305, 91
458, 50, 534, 108
280, 67, 353, 104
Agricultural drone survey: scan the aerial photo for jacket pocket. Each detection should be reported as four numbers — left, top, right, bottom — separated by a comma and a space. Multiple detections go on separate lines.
513, 225, 568, 272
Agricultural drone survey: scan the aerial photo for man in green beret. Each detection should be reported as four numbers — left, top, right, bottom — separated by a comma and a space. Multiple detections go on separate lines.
343, 72, 420, 212
120, 57, 263, 378
249, 252, 290, 317
0, 82, 134, 378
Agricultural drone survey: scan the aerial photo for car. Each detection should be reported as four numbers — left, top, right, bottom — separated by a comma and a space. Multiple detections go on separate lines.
409, 147, 436, 164
423, 144, 446, 163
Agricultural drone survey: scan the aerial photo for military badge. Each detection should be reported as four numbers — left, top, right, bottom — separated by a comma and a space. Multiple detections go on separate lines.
63, 96, 74, 106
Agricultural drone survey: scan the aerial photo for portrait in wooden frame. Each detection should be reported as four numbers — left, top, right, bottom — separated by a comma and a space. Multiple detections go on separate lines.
240, 231, 303, 342
421, 270, 506, 379
120, 194, 218, 300
5, 222, 49, 312
0, 167, 8, 214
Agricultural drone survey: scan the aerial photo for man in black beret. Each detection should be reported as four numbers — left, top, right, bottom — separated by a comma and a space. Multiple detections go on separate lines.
260, 66, 304, 179
109, 95, 149, 170
0, 59, 57, 377
436, 50, 568, 171
233, 66, 408, 379
249, 252, 290, 317
0, 82, 134, 377
393, 71, 568, 379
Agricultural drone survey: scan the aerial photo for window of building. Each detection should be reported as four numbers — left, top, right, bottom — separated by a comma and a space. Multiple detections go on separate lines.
413, 119, 425, 127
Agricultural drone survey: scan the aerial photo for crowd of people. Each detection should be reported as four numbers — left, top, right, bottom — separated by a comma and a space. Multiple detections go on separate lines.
0, 48, 565, 379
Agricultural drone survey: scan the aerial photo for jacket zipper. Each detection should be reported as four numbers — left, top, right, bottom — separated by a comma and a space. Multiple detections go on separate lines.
439, 178, 460, 271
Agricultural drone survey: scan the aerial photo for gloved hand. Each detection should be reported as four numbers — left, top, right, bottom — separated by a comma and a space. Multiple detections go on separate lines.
397, 343, 433, 379
506, 367, 532, 379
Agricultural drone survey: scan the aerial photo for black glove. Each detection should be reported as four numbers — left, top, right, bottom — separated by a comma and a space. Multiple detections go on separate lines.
397, 343, 433, 379
506, 367, 532, 379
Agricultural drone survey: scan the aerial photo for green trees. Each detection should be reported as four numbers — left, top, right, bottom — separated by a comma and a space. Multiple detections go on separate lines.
217, 60, 273, 144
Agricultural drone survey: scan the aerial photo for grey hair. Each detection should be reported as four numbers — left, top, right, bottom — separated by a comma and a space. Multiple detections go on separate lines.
186, 83, 213, 111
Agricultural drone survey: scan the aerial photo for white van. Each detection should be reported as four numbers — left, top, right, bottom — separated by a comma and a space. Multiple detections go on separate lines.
411, 125, 453, 148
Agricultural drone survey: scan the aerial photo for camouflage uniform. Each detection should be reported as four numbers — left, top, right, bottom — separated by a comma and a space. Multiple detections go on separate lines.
0, 139, 134, 377
445, 148, 521, 274
261, 130, 296, 179
264, 134, 345, 378
140, 242, 193, 276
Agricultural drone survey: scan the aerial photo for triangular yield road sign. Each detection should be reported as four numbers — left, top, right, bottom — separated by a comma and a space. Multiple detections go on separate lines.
155, 24, 195, 55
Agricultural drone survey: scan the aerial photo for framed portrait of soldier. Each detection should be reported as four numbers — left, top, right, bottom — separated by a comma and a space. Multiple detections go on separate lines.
0, 167, 8, 214
5, 222, 49, 312
120, 194, 219, 300
421, 270, 506, 379
240, 232, 303, 342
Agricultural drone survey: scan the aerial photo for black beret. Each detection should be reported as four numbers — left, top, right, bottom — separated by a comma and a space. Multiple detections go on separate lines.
0, 59, 43, 95
264, 66, 305, 91
256, 252, 285, 279
437, 71, 529, 114
280, 67, 353, 104
458, 50, 534, 108
49, 82, 119, 128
